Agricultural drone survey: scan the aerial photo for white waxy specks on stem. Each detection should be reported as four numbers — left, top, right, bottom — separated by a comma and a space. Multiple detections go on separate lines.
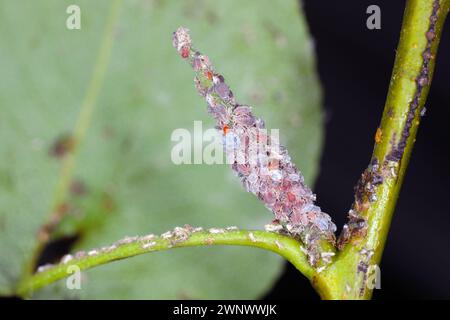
248, 232, 257, 242
346, 284, 352, 293
359, 247, 374, 259
264, 223, 283, 233
37, 264, 53, 273
208, 228, 225, 234
191, 227, 204, 233
75, 251, 86, 259
316, 266, 326, 274
158, 226, 193, 245
60, 254, 73, 264
275, 240, 284, 250
303, 232, 310, 244
308, 254, 316, 266
87, 250, 98, 257
390, 167, 397, 179
321, 252, 335, 258
161, 231, 174, 239
96, 242, 118, 256
421, 107, 427, 117
139, 234, 156, 242
142, 241, 157, 250
172, 27, 337, 264
116, 236, 139, 246
183, 224, 194, 232
299, 245, 308, 255
173, 226, 187, 233
173, 226, 190, 242
321, 251, 335, 264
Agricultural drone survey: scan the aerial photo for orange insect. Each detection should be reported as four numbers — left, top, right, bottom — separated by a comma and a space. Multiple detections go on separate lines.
375, 127, 383, 143
205, 70, 213, 81
268, 160, 279, 170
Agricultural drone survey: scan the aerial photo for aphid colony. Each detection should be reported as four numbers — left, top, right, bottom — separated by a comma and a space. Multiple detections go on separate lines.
35, 225, 241, 273
172, 27, 336, 261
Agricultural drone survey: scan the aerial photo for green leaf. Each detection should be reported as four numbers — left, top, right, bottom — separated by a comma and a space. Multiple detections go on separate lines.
0, 0, 323, 299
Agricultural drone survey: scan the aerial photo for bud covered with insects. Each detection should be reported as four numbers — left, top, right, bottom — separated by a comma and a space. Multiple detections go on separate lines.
172, 27, 336, 262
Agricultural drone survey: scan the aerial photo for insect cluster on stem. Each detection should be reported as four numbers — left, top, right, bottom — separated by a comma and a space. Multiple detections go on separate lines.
172, 27, 336, 265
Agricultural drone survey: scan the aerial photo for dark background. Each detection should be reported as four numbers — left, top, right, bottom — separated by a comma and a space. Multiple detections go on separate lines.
265, 0, 450, 299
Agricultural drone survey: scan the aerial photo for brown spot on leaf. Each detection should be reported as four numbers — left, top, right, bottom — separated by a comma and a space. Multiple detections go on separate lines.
70, 180, 88, 197
49, 134, 75, 158
205, 10, 218, 25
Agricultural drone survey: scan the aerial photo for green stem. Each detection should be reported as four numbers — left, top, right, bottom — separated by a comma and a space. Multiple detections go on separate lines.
16, 229, 326, 298
320, 0, 449, 300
